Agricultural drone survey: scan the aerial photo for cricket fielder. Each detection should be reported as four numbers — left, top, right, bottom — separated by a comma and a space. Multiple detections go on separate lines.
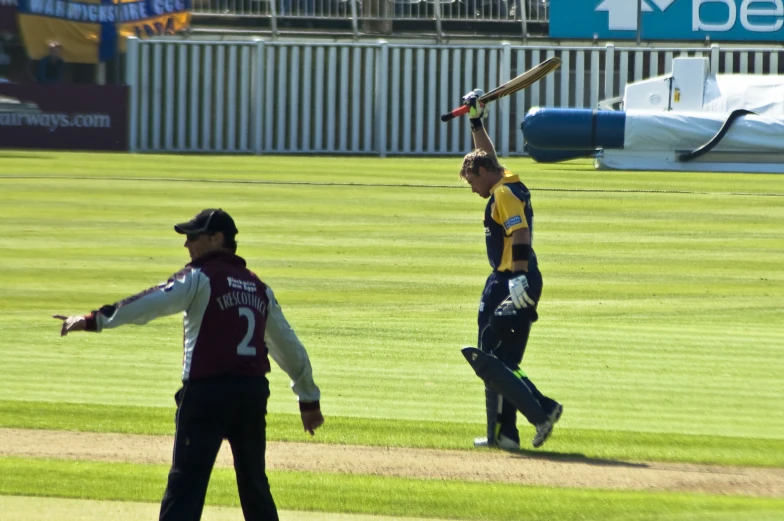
55, 208, 324, 521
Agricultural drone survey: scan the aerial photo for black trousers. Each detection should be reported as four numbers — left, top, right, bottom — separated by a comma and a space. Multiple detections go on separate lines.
477, 272, 557, 443
159, 375, 278, 521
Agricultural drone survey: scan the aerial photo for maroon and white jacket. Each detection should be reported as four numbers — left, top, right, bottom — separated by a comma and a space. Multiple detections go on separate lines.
83, 251, 320, 410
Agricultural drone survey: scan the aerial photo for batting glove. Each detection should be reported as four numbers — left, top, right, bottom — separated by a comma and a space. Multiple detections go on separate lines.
462, 89, 488, 128
508, 274, 537, 310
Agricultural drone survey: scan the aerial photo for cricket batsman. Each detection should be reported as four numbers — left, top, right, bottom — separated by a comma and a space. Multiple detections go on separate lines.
458, 89, 563, 450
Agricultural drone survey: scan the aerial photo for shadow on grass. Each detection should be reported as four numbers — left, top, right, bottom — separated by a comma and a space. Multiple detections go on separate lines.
509, 449, 649, 468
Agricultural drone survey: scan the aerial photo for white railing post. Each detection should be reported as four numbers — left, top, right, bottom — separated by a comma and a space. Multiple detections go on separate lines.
560, 49, 570, 107
202, 45, 212, 151
402, 48, 412, 154
500, 42, 511, 158
439, 47, 448, 154
125, 37, 139, 153
139, 42, 150, 151
351, 47, 361, 152
269, 0, 278, 39
520, 0, 528, 40
604, 43, 615, 101
434, 0, 443, 44
529, 48, 539, 108
289, 45, 301, 152
215, 45, 225, 152
264, 45, 275, 152
189, 44, 200, 151
375, 40, 389, 157
152, 43, 162, 151
575, 50, 585, 108
414, 48, 425, 154
426, 48, 436, 154
326, 46, 337, 152
545, 49, 555, 106
363, 46, 375, 153
239, 45, 250, 152
710, 44, 720, 75
590, 47, 600, 108
515, 47, 527, 154
164, 43, 174, 151
350, 0, 359, 41
177, 44, 187, 150
277, 45, 289, 152
303, 45, 313, 152
227, 45, 238, 152
339, 46, 349, 152
390, 46, 400, 154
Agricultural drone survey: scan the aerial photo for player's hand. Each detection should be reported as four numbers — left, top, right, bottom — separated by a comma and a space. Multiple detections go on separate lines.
53, 314, 87, 336
462, 89, 488, 120
301, 409, 324, 436
508, 274, 537, 310
493, 296, 517, 317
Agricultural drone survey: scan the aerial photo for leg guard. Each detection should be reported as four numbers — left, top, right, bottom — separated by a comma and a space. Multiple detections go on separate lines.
462, 347, 547, 426
484, 386, 501, 445
521, 376, 559, 416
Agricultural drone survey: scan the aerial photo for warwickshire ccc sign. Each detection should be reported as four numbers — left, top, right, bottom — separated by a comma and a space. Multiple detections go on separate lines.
550, 0, 784, 41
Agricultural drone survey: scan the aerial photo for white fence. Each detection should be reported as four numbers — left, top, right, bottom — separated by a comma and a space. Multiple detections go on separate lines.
125, 38, 784, 156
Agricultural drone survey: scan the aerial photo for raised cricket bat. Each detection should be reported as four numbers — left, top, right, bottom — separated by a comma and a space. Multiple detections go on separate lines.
440, 57, 562, 123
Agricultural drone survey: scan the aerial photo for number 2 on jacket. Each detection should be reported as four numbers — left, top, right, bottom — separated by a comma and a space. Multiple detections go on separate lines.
237, 307, 257, 356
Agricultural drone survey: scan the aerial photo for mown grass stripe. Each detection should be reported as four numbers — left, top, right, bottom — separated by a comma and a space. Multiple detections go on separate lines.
1, 458, 782, 521
4, 174, 784, 197
1, 402, 782, 467
0, 496, 445, 521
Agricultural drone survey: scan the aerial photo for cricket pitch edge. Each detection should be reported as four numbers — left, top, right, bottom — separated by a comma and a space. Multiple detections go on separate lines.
2, 428, 783, 498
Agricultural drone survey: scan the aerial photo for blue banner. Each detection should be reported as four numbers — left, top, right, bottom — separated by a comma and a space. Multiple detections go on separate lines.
17, 0, 192, 63
550, 0, 784, 42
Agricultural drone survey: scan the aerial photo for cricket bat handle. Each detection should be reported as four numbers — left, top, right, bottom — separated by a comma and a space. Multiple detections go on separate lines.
440, 104, 470, 122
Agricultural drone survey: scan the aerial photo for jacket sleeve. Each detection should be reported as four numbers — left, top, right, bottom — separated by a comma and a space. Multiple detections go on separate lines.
84, 267, 204, 332
263, 286, 321, 411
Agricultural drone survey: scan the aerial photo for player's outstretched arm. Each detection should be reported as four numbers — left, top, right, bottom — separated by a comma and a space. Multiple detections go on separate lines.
53, 268, 202, 336
462, 88, 499, 163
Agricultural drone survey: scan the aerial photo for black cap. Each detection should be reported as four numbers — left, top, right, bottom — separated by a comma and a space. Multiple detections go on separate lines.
174, 208, 238, 237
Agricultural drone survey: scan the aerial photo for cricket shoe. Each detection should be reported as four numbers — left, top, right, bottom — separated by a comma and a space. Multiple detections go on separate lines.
473, 434, 520, 451
532, 422, 553, 448
532, 403, 562, 449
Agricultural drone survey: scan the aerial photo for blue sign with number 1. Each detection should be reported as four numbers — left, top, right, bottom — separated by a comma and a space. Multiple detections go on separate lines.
550, 0, 784, 42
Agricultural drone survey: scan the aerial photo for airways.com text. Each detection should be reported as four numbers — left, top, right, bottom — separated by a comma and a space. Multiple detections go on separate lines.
0, 112, 112, 132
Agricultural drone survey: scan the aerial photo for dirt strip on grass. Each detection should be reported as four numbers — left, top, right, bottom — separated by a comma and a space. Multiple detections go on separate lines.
2, 428, 782, 498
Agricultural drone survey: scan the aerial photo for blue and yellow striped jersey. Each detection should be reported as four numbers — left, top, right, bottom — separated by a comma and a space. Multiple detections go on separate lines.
483, 171, 539, 274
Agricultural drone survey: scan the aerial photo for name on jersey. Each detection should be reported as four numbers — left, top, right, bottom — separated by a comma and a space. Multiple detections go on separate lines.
503, 216, 522, 230
227, 276, 257, 292
217, 292, 267, 314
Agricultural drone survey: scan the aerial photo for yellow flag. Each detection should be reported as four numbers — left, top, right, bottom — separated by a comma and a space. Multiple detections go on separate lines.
17, 0, 191, 64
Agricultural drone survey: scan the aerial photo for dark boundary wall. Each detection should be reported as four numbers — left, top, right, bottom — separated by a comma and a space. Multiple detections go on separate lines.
0, 84, 129, 151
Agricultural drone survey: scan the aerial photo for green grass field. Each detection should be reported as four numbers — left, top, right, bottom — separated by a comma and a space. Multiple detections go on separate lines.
1, 151, 783, 520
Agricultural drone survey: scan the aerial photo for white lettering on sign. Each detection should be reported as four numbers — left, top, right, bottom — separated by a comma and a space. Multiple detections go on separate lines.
694, 0, 784, 32
693, 0, 737, 31
741, 0, 784, 32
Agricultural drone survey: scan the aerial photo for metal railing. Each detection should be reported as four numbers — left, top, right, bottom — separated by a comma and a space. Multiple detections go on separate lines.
192, 0, 548, 19
190, 0, 550, 38
125, 38, 784, 156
